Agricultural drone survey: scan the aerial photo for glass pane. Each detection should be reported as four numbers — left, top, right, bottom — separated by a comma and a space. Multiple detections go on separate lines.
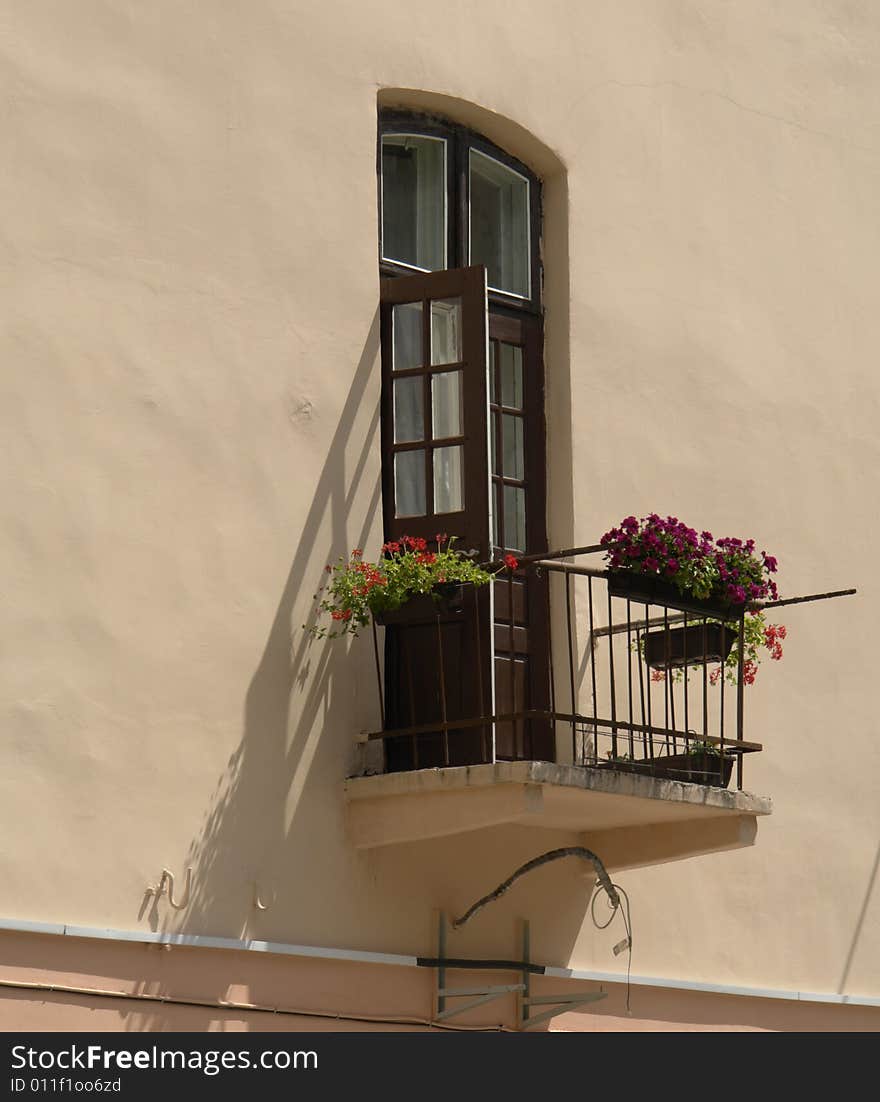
381, 135, 446, 270
489, 341, 497, 403
469, 149, 530, 298
434, 445, 464, 514
491, 413, 500, 475
392, 302, 423, 371
503, 484, 526, 552
432, 371, 462, 439
394, 450, 426, 517
492, 482, 501, 549
430, 298, 462, 365
498, 343, 523, 408
502, 414, 524, 479
394, 377, 424, 443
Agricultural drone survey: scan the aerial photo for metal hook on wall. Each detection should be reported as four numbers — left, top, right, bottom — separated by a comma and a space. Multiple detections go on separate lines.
146, 867, 192, 910
253, 882, 275, 911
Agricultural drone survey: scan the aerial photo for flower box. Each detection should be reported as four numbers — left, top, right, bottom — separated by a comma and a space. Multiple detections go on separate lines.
643, 622, 737, 671
599, 752, 733, 788
606, 570, 745, 619
654, 752, 734, 788
373, 583, 468, 626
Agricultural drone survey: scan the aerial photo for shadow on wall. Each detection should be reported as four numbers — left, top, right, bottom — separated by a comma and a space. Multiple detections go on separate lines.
127, 309, 382, 975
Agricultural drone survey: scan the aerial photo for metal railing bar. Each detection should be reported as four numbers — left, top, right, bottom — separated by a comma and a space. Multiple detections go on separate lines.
626, 599, 634, 759
607, 585, 618, 759
752, 588, 856, 610
370, 617, 384, 730
587, 577, 598, 767
473, 583, 487, 763
566, 572, 576, 753
366, 710, 763, 753
435, 613, 450, 767
683, 611, 689, 752
736, 614, 745, 790
535, 561, 606, 579
643, 601, 652, 757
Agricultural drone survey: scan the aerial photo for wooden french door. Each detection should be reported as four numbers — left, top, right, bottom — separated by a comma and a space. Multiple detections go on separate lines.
488, 313, 553, 762
379, 267, 552, 769
380, 266, 492, 770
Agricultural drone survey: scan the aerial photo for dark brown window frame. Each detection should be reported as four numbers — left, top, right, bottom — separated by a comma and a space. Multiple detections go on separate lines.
377, 113, 554, 769
378, 109, 543, 317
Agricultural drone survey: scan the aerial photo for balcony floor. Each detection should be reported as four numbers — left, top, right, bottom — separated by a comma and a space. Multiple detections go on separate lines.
344, 761, 772, 867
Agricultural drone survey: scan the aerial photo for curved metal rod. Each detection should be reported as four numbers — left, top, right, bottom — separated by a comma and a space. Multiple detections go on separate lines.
160, 867, 192, 910
451, 847, 619, 929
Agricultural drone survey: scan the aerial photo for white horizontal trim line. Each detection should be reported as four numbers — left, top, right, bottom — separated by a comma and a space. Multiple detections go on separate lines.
0, 917, 417, 969
542, 966, 880, 1009
0, 916, 876, 1010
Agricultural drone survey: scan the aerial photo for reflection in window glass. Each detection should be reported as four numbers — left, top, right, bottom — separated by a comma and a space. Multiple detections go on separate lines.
394, 451, 426, 517
382, 135, 446, 271
502, 414, 524, 479
394, 377, 424, 443
432, 371, 462, 439
504, 484, 526, 551
392, 302, 423, 371
498, 343, 523, 408
430, 298, 462, 365
491, 414, 499, 475
469, 149, 530, 298
492, 483, 501, 549
434, 446, 464, 514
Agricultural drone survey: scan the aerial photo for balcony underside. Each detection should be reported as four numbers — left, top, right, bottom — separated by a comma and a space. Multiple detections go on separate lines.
344, 761, 771, 868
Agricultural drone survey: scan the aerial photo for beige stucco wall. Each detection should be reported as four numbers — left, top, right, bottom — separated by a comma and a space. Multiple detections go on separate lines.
2, 0, 879, 1026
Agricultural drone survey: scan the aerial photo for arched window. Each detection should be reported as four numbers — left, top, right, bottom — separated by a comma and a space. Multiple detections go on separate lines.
377, 109, 552, 769
379, 111, 541, 310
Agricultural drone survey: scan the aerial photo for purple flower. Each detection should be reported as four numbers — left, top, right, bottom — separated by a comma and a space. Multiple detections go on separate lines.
666, 558, 679, 574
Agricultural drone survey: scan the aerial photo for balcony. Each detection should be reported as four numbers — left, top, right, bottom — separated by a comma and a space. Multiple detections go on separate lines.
345, 550, 788, 861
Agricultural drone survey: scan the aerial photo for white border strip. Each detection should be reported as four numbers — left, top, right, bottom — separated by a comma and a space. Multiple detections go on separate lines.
542, 965, 880, 1008
0, 917, 417, 969
0, 917, 877, 1009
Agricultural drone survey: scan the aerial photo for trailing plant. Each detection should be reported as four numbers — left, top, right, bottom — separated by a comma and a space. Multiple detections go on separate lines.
600, 513, 779, 606
308, 535, 518, 639
684, 739, 722, 757
644, 610, 787, 687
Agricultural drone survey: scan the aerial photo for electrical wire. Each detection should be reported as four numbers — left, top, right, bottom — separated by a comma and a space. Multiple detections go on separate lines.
0, 977, 514, 1031
590, 881, 633, 1014
449, 845, 635, 1019
452, 846, 619, 929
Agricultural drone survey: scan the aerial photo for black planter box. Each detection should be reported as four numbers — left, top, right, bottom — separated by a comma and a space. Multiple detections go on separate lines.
600, 752, 734, 788
373, 583, 468, 626
606, 570, 745, 619
643, 623, 736, 671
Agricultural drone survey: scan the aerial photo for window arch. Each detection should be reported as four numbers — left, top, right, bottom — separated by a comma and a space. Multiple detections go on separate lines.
379, 110, 542, 313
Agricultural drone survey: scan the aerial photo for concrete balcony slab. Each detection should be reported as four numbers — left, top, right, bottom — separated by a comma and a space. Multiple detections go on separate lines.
344, 761, 771, 865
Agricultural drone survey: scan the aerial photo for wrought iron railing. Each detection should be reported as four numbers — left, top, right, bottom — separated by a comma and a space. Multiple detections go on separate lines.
364, 547, 854, 792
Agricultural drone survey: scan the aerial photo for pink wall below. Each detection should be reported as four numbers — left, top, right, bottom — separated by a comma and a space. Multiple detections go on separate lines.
0, 930, 877, 1033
